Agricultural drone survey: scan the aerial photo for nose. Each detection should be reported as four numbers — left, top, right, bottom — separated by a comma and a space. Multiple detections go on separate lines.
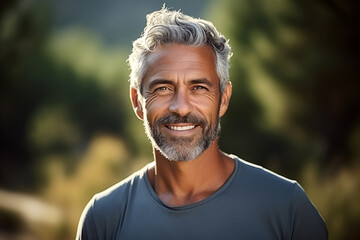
168, 89, 193, 116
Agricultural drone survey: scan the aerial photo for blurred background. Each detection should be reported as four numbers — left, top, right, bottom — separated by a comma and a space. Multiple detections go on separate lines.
0, 0, 359, 239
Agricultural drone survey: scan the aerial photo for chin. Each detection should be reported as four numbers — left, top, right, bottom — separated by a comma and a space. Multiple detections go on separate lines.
158, 144, 205, 162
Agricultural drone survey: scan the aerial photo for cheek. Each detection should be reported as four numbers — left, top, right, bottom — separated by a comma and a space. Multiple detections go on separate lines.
144, 95, 170, 120
192, 93, 220, 118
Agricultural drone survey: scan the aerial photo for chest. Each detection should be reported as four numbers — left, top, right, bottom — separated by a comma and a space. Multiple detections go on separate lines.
115, 193, 288, 240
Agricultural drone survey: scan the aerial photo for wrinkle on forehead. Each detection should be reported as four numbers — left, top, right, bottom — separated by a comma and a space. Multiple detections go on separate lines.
143, 44, 219, 88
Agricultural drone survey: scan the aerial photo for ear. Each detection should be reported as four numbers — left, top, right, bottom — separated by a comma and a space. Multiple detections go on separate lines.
130, 87, 144, 120
219, 82, 232, 117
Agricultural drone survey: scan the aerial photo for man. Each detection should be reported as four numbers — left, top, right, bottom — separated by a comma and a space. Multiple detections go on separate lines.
76, 7, 328, 239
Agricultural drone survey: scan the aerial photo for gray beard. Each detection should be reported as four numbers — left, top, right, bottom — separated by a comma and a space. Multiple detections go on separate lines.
144, 113, 220, 161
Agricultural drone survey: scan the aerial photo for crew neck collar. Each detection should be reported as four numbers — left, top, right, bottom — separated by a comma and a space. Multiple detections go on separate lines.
143, 156, 239, 211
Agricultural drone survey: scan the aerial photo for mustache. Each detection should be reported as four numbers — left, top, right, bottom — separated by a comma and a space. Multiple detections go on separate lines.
155, 113, 207, 127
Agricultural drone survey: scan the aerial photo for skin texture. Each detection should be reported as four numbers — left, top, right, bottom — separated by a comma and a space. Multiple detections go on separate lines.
130, 44, 234, 206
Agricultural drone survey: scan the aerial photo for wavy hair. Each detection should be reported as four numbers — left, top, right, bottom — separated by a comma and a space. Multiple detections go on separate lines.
128, 7, 232, 94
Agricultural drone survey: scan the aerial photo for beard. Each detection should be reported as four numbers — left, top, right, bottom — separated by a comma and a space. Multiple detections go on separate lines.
144, 112, 220, 162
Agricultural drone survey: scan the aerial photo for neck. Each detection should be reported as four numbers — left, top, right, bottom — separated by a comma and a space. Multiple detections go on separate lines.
147, 139, 235, 207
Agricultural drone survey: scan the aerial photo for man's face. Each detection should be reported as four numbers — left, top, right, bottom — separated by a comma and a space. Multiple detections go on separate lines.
139, 44, 224, 161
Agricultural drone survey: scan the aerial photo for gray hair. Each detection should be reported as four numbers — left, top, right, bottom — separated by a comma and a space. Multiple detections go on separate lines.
128, 7, 232, 94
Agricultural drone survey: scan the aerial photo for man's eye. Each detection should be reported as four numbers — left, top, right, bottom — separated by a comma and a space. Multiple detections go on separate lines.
156, 86, 169, 91
193, 86, 208, 91
153, 86, 172, 94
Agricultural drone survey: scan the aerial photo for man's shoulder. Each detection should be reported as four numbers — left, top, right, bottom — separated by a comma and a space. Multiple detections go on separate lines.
90, 162, 152, 212
229, 156, 328, 238
76, 163, 153, 239
231, 155, 307, 210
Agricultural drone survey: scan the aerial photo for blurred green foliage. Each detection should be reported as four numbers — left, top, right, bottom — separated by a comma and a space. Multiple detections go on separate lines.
209, 0, 360, 175
0, 1, 145, 192
0, 0, 359, 239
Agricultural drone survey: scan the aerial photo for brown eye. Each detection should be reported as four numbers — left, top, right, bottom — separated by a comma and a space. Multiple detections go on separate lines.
193, 86, 208, 91
157, 87, 169, 91
153, 86, 173, 95
155, 86, 170, 92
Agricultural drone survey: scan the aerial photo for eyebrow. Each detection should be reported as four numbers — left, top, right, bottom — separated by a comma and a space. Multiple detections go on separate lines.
189, 78, 214, 87
146, 79, 174, 91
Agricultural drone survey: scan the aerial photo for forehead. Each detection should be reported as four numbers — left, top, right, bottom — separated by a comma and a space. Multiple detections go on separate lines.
143, 44, 218, 85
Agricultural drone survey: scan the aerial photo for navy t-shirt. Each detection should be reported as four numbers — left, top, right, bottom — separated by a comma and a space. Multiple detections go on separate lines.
76, 156, 328, 239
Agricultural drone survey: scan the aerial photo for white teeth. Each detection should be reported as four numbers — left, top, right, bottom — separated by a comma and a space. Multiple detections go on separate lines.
169, 125, 195, 131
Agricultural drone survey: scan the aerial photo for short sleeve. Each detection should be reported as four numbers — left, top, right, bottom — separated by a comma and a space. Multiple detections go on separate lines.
289, 183, 328, 240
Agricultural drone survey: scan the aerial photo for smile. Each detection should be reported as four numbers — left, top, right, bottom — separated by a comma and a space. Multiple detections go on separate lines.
167, 125, 196, 131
